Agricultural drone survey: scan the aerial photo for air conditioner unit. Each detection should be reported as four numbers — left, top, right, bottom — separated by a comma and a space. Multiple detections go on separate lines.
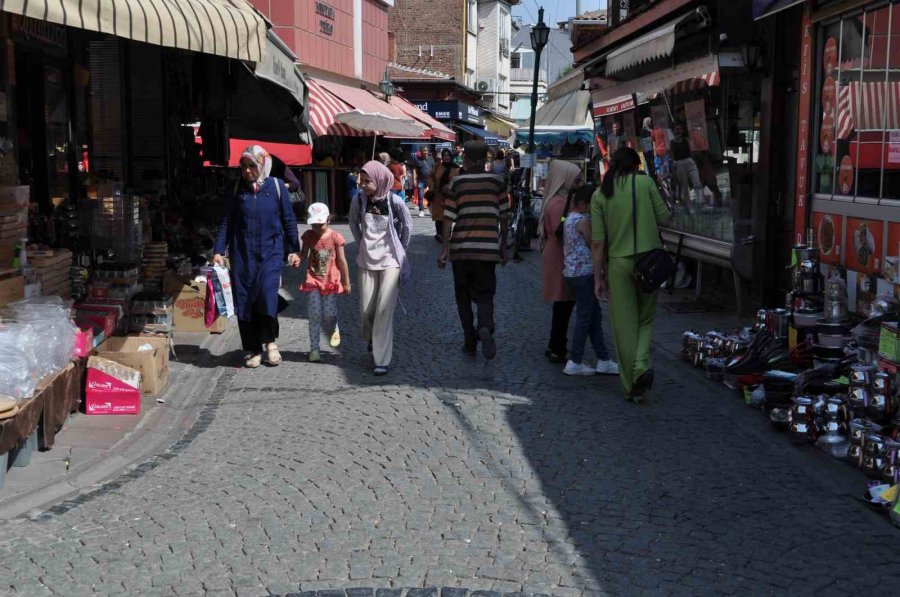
476, 78, 497, 94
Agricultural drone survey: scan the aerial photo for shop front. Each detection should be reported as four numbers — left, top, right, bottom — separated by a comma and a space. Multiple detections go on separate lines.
414, 100, 496, 144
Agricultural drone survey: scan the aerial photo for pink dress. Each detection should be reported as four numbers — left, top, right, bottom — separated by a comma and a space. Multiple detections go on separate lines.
541, 194, 575, 303
300, 230, 346, 295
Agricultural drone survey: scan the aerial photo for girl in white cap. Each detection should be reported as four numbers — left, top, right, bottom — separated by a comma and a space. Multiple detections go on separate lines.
298, 202, 351, 362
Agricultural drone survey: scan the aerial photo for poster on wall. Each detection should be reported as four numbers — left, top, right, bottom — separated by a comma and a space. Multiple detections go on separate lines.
822, 77, 836, 116
812, 211, 842, 264
684, 100, 709, 151
885, 222, 900, 282
846, 217, 883, 274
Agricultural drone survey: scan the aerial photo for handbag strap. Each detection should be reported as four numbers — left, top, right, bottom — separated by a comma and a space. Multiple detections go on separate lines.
631, 173, 637, 255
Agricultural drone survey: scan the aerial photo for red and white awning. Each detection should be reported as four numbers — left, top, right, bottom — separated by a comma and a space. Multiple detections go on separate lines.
665, 71, 720, 95
306, 79, 367, 137
837, 81, 900, 140
593, 94, 636, 117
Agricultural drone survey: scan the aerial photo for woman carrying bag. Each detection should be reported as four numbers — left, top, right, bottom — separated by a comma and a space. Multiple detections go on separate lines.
539, 160, 583, 363
592, 148, 670, 401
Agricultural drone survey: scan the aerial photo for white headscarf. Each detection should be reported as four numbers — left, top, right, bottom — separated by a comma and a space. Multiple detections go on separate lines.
240, 145, 272, 193
543, 159, 582, 202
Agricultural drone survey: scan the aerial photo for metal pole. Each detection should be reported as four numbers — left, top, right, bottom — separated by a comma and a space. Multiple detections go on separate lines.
526, 46, 543, 192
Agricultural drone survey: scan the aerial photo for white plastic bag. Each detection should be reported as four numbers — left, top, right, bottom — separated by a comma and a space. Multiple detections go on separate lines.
211, 265, 235, 318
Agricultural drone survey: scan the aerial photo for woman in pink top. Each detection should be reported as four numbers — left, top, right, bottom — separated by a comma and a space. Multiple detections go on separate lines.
539, 160, 583, 363
298, 202, 351, 363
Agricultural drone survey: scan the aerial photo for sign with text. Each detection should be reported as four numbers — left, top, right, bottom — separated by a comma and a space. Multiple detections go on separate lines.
593, 95, 635, 117
414, 100, 483, 125
316, 1, 335, 36
794, 6, 813, 245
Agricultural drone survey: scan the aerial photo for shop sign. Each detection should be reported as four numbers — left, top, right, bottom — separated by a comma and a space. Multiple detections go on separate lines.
10, 15, 66, 50
593, 96, 635, 117
684, 99, 709, 152
794, 6, 814, 245
317, 1, 335, 36
414, 100, 483, 125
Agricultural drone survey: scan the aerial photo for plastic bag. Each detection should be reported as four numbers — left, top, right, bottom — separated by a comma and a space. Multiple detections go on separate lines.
211, 266, 234, 318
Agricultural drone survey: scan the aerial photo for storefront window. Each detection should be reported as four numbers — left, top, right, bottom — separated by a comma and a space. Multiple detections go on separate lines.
815, 5, 900, 202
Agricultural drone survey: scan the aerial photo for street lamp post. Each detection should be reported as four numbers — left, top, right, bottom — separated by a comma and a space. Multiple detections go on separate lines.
526, 7, 550, 191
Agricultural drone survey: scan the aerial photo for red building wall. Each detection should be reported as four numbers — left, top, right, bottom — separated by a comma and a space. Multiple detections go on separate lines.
250, 0, 389, 85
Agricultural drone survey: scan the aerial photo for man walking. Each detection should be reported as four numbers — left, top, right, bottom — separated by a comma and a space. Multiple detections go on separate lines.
412, 147, 435, 217
437, 141, 508, 360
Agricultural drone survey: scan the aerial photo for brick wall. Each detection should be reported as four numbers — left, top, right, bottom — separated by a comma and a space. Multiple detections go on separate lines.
388, 0, 464, 79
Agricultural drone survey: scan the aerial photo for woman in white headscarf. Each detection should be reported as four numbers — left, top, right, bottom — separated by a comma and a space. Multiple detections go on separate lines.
214, 145, 300, 368
539, 159, 583, 363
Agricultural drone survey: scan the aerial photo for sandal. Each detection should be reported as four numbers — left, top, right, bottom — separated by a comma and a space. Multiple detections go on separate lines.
266, 344, 282, 366
245, 353, 262, 369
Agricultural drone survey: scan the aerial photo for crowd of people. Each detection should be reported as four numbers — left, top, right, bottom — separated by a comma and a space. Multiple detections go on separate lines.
214, 141, 669, 401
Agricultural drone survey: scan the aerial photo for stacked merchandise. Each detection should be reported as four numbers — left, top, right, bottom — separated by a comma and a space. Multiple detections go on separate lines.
0, 296, 76, 400
141, 242, 167, 293
129, 292, 174, 336
87, 188, 143, 262
681, 231, 900, 527
29, 248, 73, 299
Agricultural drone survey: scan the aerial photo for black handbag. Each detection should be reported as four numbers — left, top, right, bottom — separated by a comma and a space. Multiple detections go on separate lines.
629, 175, 676, 293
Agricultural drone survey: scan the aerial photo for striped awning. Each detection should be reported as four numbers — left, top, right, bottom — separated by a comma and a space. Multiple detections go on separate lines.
665, 71, 720, 95
306, 77, 426, 138
837, 81, 900, 140
391, 95, 457, 142
1, 0, 267, 62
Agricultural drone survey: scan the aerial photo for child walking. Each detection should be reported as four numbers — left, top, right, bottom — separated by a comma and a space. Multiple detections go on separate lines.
562, 185, 619, 376
299, 203, 351, 362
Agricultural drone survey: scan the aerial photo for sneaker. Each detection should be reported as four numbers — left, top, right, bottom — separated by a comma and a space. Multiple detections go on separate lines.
563, 360, 596, 376
308, 350, 321, 363
596, 360, 620, 375
329, 329, 341, 348
478, 327, 496, 360
374, 366, 389, 376
419, 209, 427, 217
245, 353, 262, 368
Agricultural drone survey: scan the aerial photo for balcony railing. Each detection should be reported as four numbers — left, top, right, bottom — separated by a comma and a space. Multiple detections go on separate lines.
510, 67, 546, 82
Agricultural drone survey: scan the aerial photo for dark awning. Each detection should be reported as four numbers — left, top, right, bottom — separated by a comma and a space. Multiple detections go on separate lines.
753, 0, 805, 20
456, 123, 499, 144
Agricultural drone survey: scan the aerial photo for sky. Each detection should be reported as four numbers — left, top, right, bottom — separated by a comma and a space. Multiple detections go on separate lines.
511, 0, 607, 24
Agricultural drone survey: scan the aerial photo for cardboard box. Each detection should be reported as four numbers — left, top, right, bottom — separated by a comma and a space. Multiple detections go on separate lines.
95, 336, 169, 396
163, 272, 226, 333
0, 186, 28, 210
0, 275, 24, 306
85, 356, 141, 415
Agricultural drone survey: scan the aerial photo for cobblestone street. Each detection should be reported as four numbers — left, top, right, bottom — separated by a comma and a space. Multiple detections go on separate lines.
1, 219, 899, 596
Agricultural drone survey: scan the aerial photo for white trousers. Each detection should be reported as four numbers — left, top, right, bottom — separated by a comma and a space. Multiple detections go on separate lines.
358, 268, 401, 367
307, 290, 338, 352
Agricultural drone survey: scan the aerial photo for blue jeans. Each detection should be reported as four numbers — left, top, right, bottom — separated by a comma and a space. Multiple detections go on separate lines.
565, 274, 610, 363
417, 180, 428, 209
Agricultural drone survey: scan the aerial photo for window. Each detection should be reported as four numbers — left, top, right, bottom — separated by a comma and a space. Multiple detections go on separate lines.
499, 8, 510, 43
814, 4, 900, 202
511, 52, 521, 69
468, 0, 478, 33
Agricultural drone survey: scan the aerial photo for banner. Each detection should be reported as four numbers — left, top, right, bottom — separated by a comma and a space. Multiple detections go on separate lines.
684, 100, 709, 151
794, 5, 814, 245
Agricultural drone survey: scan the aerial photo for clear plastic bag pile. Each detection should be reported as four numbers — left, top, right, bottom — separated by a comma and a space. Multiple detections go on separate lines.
0, 296, 76, 399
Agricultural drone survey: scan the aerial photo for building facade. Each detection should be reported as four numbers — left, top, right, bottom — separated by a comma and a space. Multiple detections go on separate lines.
249, 0, 392, 85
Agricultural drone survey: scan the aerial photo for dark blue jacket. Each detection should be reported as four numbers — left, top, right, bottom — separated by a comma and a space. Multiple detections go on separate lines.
214, 177, 300, 320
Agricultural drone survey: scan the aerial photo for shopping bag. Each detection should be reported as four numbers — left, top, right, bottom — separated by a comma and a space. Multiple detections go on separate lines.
211, 265, 235, 318
204, 276, 218, 328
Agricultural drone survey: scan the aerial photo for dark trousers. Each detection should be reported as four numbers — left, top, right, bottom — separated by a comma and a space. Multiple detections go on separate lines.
548, 300, 575, 357
237, 298, 279, 353
452, 260, 496, 344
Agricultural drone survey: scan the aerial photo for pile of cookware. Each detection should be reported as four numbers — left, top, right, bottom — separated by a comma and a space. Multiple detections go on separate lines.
679, 232, 900, 525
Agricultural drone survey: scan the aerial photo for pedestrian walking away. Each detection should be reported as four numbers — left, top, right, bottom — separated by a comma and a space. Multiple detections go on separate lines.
213, 144, 301, 368
438, 140, 509, 360
427, 148, 460, 243
592, 147, 671, 400
349, 160, 412, 376
562, 184, 618, 377
539, 159, 583, 364
297, 202, 351, 363
412, 146, 435, 217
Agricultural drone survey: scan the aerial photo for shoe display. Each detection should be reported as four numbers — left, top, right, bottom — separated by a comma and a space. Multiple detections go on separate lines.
596, 360, 620, 375
563, 361, 595, 376
329, 329, 341, 348
308, 350, 321, 363
478, 327, 496, 360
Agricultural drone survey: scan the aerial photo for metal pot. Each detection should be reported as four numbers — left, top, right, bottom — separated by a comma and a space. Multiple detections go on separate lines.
863, 433, 888, 478
789, 396, 818, 443
818, 333, 849, 348
768, 309, 790, 340
850, 364, 877, 388
868, 393, 890, 422
848, 387, 872, 414
794, 245, 818, 263
849, 419, 882, 468
816, 397, 850, 459
799, 273, 821, 295
793, 311, 823, 328
882, 438, 900, 485
873, 371, 892, 395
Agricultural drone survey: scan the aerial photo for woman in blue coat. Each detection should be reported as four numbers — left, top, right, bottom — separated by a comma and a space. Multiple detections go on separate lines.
213, 145, 301, 368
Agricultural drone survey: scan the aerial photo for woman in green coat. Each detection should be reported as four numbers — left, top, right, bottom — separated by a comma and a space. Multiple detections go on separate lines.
591, 148, 670, 401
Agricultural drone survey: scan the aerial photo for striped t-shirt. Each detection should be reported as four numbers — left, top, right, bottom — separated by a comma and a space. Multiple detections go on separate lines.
444, 172, 509, 262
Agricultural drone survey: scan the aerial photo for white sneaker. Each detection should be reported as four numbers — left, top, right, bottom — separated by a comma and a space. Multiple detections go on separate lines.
419, 210, 427, 217
563, 360, 596, 376
596, 360, 620, 375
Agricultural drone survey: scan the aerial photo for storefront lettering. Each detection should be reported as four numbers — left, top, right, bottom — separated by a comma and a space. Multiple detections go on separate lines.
317, 1, 335, 36
11, 15, 66, 49
794, 6, 813, 243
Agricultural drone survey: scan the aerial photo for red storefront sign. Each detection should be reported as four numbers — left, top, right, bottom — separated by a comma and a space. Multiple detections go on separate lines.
794, 3, 814, 245
593, 95, 636, 117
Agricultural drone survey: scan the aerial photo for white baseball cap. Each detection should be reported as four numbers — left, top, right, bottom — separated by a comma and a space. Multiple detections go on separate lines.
307, 202, 330, 224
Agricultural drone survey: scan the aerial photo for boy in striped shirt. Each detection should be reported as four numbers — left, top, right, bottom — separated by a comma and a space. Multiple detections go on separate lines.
437, 141, 509, 360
